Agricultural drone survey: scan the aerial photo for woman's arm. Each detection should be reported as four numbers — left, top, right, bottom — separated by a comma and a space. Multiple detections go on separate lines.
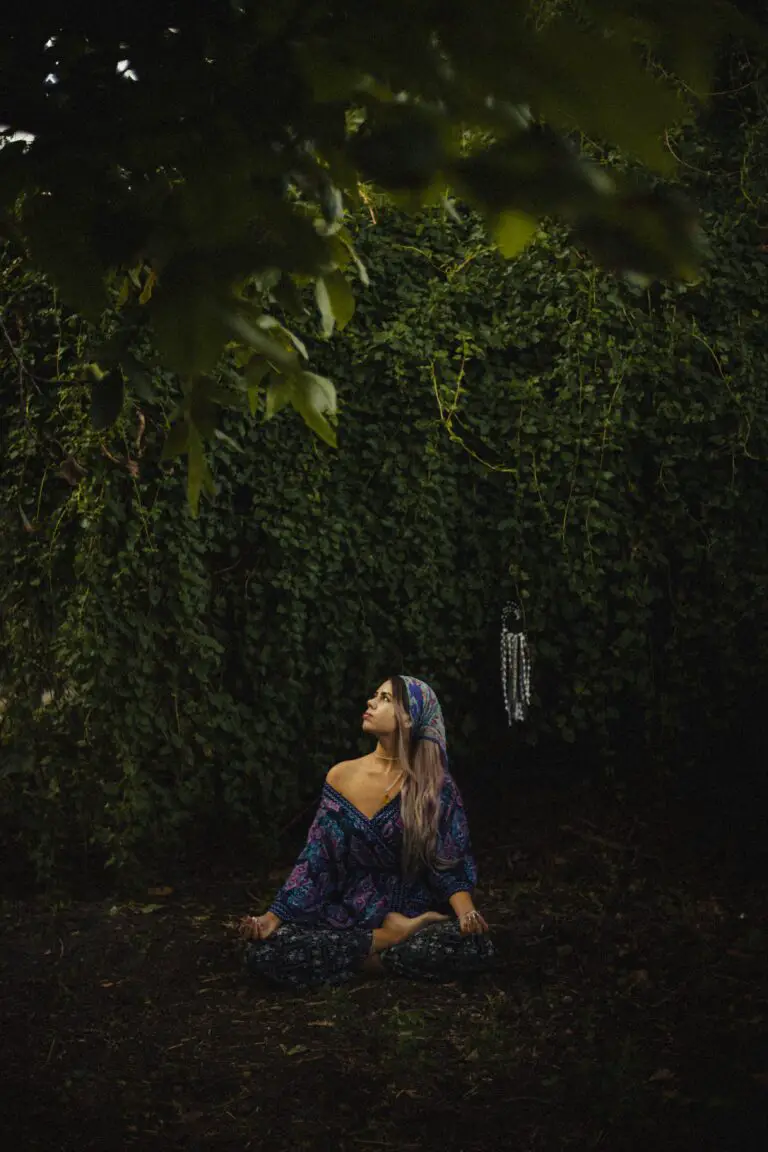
427, 774, 489, 933
426, 772, 478, 902
449, 890, 476, 918
267, 775, 342, 924
242, 769, 343, 939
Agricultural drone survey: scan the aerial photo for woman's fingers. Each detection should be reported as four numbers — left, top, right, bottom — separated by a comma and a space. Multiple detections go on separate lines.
463, 914, 490, 935
238, 916, 264, 941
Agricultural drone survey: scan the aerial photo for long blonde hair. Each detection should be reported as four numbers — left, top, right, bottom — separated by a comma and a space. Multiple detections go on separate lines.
391, 675, 457, 880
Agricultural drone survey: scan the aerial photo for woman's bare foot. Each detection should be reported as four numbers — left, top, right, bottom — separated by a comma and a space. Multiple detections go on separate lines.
381, 911, 450, 946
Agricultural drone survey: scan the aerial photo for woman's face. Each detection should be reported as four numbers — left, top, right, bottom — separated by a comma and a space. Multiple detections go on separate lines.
362, 680, 403, 737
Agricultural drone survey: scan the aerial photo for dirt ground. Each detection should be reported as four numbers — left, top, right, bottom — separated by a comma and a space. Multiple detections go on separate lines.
1, 774, 766, 1152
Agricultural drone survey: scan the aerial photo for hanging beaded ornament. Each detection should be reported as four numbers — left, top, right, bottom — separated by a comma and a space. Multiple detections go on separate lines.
501, 601, 531, 724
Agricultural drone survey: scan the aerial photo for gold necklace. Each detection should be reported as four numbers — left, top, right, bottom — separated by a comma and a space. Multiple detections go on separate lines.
372, 754, 403, 800
383, 769, 404, 801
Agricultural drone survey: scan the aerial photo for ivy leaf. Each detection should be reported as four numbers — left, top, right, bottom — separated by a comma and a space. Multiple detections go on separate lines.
90, 371, 125, 431
291, 372, 337, 447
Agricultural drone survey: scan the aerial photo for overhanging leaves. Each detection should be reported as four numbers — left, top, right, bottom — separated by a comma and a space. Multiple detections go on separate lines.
23, 194, 108, 321
265, 378, 295, 419
317, 270, 356, 334
161, 418, 190, 461
186, 425, 216, 518
290, 372, 338, 447
245, 355, 272, 415
225, 313, 302, 373
348, 103, 450, 191
0, 0, 766, 520
150, 272, 232, 377
494, 210, 538, 258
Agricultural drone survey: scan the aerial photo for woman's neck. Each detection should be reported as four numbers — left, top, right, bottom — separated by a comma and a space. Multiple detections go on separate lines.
372, 738, 399, 768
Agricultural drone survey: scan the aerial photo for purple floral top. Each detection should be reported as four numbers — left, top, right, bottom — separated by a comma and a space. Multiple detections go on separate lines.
269, 769, 477, 930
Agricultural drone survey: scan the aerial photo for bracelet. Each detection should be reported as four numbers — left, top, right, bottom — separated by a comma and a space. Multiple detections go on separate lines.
459, 910, 480, 922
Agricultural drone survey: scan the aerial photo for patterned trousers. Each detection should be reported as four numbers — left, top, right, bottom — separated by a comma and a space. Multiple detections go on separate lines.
244, 920, 497, 990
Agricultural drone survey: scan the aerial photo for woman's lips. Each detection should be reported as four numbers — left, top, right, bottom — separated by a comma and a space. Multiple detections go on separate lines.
362, 712, 372, 721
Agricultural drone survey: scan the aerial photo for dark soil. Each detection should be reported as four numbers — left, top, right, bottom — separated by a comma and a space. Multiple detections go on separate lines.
1, 774, 766, 1152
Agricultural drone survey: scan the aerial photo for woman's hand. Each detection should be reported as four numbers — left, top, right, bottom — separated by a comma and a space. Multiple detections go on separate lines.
458, 908, 490, 935
239, 911, 282, 942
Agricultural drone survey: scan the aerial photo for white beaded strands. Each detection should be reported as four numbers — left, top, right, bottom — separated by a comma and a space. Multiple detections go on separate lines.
501, 601, 531, 724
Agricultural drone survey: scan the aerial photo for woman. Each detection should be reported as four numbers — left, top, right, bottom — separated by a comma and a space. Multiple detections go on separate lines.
240, 675, 495, 989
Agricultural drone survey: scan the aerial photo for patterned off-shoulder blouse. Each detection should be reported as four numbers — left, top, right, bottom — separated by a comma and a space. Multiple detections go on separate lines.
268, 769, 477, 930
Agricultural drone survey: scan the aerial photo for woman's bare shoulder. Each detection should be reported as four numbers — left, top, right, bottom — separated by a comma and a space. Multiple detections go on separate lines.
326, 756, 369, 784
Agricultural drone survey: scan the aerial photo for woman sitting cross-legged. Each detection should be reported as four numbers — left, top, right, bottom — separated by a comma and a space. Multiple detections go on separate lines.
239, 675, 496, 990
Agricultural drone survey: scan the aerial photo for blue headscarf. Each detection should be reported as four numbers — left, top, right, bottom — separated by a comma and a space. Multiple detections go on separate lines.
399, 675, 447, 766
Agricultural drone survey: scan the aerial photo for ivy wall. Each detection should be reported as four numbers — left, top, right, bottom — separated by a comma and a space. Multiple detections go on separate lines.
2, 57, 768, 884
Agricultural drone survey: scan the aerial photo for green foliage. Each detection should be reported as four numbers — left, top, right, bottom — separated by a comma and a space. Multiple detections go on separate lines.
2, 48, 768, 886
2, 1, 765, 506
